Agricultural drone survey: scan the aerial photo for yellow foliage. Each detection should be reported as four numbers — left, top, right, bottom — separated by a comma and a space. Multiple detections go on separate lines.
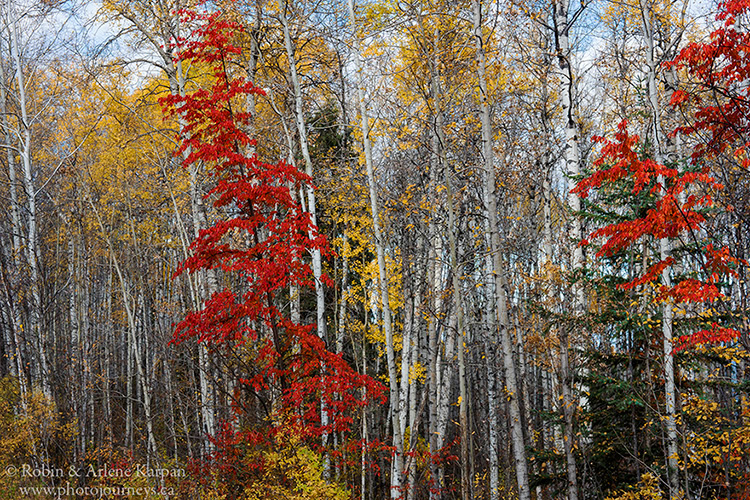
242, 430, 349, 500
409, 361, 426, 385
681, 388, 750, 480
0, 378, 76, 500
604, 473, 663, 500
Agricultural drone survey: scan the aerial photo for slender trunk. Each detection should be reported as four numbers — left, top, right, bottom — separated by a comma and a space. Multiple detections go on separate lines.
10, 2, 50, 399
553, 2, 582, 497
280, 5, 330, 473
0, 29, 21, 258
280, 3, 326, 343
640, 3, 680, 496
431, 53, 471, 500
361, 336, 368, 500
88, 195, 158, 458
484, 238, 501, 500
0, 26, 26, 402
427, 220, 442, 500
399, 284, 414, 497
347, 1, 404, 495
399, 287, 412, 445
68, 232, 83, 459
474, 2, 530, 498
406, 287, 420, 498
336, 234, 349, 354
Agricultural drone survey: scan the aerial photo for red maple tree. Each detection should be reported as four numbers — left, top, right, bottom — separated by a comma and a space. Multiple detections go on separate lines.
159, 7, 384, 491
574, 121, 741, 349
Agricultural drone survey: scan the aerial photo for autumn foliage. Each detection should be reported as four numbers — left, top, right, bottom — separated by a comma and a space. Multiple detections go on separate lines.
574, 120, 741, 350
160, 7, 383, 494
667, 0, 750, 168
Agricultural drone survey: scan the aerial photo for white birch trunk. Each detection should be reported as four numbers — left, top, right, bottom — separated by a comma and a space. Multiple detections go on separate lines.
640, 2, 680, 495
280, 3, 326, 343
427, 224, 443, 500
553, 2, 582, 497
430, 57, 472, 500
0, 23, 26, 402
280, 5, 331, 474
347, 0, 405, 494
474, 2, 530, 498
88, 195, 158, 458
9, 1, 50, 399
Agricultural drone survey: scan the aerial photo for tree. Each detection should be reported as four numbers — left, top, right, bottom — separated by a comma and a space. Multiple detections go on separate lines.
347, 1, 405, 497
473, 1, 530, 499
161, 7, 382, 494
574, 120, 742, 497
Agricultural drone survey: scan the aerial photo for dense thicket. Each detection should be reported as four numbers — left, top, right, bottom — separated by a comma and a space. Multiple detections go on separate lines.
0, 0, 748, 499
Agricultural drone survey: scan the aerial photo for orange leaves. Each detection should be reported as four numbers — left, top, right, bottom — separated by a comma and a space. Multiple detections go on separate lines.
576, 120, 741, 350
669, 89, 690, 107
675, 323, 741, 351
665, 279, 725, 304
704, 243, 745, 278
574, 122, 676, 202
667, 1, 750, 168
618, 258, 674, 291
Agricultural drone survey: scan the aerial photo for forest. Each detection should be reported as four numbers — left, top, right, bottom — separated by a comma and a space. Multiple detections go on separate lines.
0, 0, 748, 498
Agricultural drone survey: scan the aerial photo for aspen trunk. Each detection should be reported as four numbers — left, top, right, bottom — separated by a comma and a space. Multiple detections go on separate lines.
427, 220, 444, 500
430, 57, 472, 500
347, 1, 405, 495
0, 23, 27, 402
280, 5, 331, 474
9, 1, 50, 399
474, 2, 530, 497
280, 3, 326, 344
553, 1, 582, 497
640, 2, 680, 495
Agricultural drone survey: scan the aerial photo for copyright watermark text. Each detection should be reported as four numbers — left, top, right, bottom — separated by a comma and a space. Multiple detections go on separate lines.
5, 462, 186, 479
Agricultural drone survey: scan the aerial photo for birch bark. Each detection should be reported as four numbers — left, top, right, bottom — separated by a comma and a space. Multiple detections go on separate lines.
552, 1, 582, 497
639, 2, 680, 496
347, 1, 405, 494
474, 2, 530, 498
0, 20, 26, 402
9, 0, 51, 399
429, 44, 472, 500
280, 2, 331, 474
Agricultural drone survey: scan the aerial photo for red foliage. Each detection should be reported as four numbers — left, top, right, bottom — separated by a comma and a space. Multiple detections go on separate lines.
666, 0, 750, 167
574, 120, 740, 350
160, 6, 385, 488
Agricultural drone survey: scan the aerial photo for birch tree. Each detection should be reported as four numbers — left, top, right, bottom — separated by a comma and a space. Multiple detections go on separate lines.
552, 1, 585, 497
347, 1, 405, 495
473, 1, 531, 498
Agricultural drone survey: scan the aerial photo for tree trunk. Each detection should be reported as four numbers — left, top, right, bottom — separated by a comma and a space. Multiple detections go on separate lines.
474, 2, 530, 498
9, 1, 50, 399
0, 21, 27, 403
430, 49, 472, 500
553, 1, 582, 497
347, 1, 405, 495
640, 2, 680, 496
280, 4, 331, 474
87, 194, 158, 458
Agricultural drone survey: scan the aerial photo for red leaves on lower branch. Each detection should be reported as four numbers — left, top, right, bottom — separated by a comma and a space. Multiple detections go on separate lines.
675, 323, 741, 352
